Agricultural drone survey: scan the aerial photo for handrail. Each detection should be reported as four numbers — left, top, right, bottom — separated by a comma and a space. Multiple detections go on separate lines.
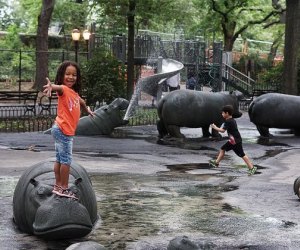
222, 63, 255, 87
221, 63, 256, 96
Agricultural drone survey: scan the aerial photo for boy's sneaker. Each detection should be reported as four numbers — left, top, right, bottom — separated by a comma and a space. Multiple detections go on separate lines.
209, 159, 219, 168
56, 187, 78, 200
248, 166, 257, 176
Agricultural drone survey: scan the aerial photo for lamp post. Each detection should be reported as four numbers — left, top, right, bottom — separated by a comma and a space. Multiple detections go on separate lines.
82, 29, 91, 60
71, 29, 81, 63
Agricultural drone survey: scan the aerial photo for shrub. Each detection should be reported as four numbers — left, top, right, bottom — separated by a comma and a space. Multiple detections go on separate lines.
82, 48, 127, 105
257, 62, 283, 91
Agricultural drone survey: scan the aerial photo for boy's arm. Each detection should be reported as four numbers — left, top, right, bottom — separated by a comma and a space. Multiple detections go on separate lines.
210, 123, 226, 133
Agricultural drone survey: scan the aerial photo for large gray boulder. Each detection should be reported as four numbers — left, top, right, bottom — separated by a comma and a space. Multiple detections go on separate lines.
157, 90, 242, 138
13, 161, 98, 240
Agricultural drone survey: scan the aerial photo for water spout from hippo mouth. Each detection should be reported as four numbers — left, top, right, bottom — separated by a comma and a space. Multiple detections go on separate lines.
33, 223, 93, 239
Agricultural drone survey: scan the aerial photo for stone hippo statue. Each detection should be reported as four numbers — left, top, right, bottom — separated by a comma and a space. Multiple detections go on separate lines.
294, 176, 300, 199
157, 90, 242, 138
13, 161, 98, 240
44, 98, 129, 136
66, 241, 107, 250
248, 93, 300, 137
76, 97, 129, 135
167, 236, 200, 250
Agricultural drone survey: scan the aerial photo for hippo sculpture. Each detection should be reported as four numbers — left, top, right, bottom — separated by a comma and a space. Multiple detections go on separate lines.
157, 90, 242, 138
13, 161, 98, 240
294, 177, 300, 200
248, 93, 300, 137
76, 97, 129, 135
44, 98, 129, 136
167, 236, 200, 250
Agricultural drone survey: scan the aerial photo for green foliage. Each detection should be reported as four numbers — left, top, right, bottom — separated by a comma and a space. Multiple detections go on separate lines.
82, 48, 127, 105
52, 0, 89, 34
233, 53, 270, 77
257, 62, 283, 90
127, 107, 158, 126
0, 25, 22, 49
0, 25, 35, 81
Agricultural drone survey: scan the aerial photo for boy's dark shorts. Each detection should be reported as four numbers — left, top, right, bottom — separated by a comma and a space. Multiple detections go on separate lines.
221, 141, 245, 158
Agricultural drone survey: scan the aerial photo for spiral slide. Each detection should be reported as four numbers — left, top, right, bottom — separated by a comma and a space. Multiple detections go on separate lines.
124, 58, 184, 120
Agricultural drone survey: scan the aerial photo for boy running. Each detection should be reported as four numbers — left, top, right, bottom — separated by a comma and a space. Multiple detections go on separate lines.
209, 105, 257, 176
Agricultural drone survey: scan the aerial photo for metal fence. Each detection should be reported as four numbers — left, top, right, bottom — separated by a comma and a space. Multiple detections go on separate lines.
0, 105, 158, 133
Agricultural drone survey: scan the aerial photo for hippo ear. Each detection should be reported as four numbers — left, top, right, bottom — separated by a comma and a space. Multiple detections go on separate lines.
75, 177, 82, 186
30, 178, 39, 187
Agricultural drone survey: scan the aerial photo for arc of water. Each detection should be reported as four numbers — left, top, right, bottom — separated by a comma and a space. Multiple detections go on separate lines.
124, 59, 184, 121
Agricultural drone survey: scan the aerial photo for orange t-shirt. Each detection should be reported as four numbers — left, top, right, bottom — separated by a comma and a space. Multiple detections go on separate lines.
55, 85, 81, 135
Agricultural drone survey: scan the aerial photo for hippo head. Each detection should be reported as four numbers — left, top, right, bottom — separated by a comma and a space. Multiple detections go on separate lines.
229, 91, 242, 118
28, 178, 93, 239
97, 97, 129, 125
75, 98, 129, 136
13, 161, 98, 240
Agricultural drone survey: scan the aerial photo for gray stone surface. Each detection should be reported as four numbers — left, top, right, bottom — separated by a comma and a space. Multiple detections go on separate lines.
1, 111, 300, 249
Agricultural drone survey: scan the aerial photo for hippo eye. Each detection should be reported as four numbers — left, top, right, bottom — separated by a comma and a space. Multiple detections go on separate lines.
37, 186, 47, 196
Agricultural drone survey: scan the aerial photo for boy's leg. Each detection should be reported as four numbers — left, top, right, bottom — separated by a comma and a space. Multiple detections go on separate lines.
242, 155, 257, 175
209, 149, 225, 167
216, 150, 225, 164
242, 155, 253, 169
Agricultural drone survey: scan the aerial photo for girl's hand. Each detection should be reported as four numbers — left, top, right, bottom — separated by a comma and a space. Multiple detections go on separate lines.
43, 77, 52, 97
87, 106, 95, 118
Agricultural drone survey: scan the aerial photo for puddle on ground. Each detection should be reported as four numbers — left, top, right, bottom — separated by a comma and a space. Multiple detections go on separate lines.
0, 168, 234, 249
89, 172, 229, 249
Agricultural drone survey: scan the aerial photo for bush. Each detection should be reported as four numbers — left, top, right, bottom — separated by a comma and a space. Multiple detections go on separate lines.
257, 62, 283, 91
82, 48, 127, 105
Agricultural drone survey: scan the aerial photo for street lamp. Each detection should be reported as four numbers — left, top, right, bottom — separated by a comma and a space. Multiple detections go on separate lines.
82, 29, 91, 60
71, 29, 81, 63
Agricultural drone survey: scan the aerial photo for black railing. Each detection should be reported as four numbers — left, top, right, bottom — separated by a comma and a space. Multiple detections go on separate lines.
0, 105, 158, 133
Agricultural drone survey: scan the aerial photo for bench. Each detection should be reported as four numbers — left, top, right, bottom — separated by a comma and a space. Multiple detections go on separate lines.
0, 91, 39, 115
38, 93, 58, 115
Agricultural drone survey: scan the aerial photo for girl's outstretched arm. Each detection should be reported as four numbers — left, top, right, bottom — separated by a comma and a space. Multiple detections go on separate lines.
43, 78, 63, 97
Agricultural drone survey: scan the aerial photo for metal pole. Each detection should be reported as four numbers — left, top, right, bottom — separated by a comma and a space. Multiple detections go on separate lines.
75, 41, 79, 63
18, 49, 22, 97
156, 56, 163, 102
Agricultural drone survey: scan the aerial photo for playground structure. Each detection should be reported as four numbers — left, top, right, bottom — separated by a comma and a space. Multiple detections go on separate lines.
110, 33, 281, 98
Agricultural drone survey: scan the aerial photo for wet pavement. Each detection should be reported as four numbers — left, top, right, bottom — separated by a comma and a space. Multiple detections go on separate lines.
1, 111, 300, 249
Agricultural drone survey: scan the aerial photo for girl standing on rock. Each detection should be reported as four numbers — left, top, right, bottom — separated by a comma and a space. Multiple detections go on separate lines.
43, 61, 94, 199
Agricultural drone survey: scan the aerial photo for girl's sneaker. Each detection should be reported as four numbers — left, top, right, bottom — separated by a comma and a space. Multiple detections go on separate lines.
55, 187, 78, 200
52, 184, 60, 195
209, 159, 219, 168
248, 166, 257, 176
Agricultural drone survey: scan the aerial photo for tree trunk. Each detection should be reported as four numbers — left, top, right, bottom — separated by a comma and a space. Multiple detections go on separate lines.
34, 0, 55, 91
283, 0, 300, 95
126, 0, 136, 100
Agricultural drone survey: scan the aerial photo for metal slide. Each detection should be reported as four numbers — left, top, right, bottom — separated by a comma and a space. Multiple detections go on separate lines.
124, 58, 184, 120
